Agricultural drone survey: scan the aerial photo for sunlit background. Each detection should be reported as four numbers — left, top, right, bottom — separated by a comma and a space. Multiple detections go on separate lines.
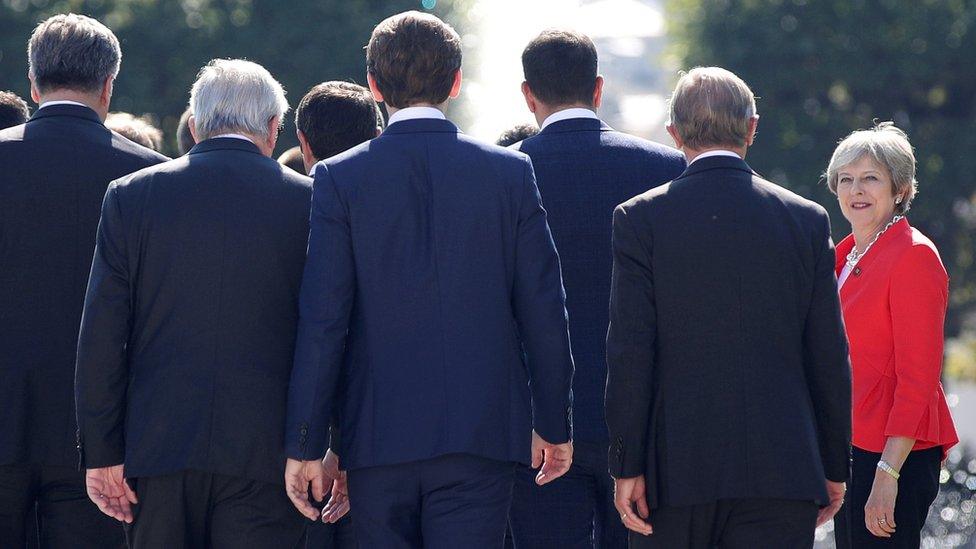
2, 0, 975, 546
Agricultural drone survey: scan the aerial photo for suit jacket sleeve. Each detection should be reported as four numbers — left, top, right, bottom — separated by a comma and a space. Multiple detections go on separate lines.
512, 158, 575, 444
802, 210, 852, 482
605, 205, 655, 478
75, 181, 133, 468
285, 165, 355, 460
884, 244, 948, 441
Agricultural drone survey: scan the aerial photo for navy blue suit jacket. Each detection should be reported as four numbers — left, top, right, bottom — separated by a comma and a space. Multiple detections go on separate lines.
75, 138, 312, 484
286, 118, 575, 470
513, 118, 685, 443
0, 105, 167, 469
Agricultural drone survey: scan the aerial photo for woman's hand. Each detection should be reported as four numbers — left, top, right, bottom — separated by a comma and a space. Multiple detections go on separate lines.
864, 471, 898, 537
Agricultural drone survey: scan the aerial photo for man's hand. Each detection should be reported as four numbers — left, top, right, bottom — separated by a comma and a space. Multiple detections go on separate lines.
817, 479, 846, 527
613, 475, 653, 536
86, 465, 137, 523
285, 457, 327, 521
531, 430, 573, 485
320, 449, 350, 524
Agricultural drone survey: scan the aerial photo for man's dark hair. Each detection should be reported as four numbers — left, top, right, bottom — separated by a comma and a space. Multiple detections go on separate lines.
0, 91, 30, 129
176, 107, 195, 155
28, 13, 121, 94
522, 29, 598, 106
277, 146, 306, 174
366, 11, 462, 109
296, 81, 383, 161
495, 123, 539, 147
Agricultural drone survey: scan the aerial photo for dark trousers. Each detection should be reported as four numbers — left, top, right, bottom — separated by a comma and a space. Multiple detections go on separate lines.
306, 514, 356, 549
509, 440, 626, 548
124, 469, 306, 549
834, 446, 941, 548
347, 453, 515, 549
0, 463, 124, 549
629, 498, 818, 549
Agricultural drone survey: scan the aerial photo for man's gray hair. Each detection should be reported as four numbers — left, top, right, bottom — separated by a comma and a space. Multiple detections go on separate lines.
189, 59, 288, 141
28, 13, 121, 94
826, 122, 918, 215
668, 67, 757, 150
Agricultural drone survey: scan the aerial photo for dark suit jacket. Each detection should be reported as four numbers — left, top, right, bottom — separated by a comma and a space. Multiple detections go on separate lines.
514, 117, 685, 443
285, 118, 574, 470
0, 104, 167, 468
75, 137, 312, 484
605, 155, 851, 509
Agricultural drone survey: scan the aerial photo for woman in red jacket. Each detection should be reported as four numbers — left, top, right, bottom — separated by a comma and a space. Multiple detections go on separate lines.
828, 122, 958, 548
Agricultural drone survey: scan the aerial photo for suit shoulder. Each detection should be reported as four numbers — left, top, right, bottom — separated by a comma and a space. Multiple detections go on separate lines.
109, 131, 170, 165
753, 174, 828, 219
617, 179, 673, 213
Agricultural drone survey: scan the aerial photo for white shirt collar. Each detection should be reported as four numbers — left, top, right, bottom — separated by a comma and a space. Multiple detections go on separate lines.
38, 100, 88, 109
687, 149, 741, 165
540, 108, 599, 130
211, 133, 254, 144
387, 107, 446, 126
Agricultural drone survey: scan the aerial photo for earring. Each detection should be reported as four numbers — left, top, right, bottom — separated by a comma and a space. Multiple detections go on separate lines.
895, 196, 903, 204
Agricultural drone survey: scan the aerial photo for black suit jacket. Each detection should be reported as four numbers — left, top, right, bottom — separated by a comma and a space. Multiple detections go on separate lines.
75, 137, 312, 484
0, 104, 167, 468
605, 155, 851, 509
513, 118, 685, 443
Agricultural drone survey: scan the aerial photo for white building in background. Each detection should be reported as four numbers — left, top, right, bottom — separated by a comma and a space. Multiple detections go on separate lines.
460, 0, 673, 144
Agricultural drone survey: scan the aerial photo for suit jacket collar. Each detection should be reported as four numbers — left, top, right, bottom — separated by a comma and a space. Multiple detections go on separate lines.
381, 118, 461, 135
28, 103, 102, 125
188, 137, 264, 156
675, 154, 755, 180
537, 117, 612, 135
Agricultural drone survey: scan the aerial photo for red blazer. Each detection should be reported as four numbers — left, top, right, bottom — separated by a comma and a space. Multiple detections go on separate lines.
836, 218, 958, 458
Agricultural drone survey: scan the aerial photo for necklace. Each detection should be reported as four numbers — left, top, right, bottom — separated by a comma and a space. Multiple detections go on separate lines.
846, 215, 904, 268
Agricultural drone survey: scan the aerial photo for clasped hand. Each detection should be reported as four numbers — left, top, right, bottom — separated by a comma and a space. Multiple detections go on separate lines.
284, 449, 350, 522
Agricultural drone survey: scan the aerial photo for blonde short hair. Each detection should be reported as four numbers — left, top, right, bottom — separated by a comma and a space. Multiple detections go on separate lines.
668, 67, 757, 149
825, 122, 917, 215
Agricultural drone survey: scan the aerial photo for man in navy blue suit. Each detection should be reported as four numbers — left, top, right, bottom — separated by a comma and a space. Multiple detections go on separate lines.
508, 30, 685, 549
284, 11, 576, 549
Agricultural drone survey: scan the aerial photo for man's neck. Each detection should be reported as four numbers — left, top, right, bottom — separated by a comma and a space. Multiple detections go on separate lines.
683, 145, 748, 164
38, 91, 106, 121
533, 103, 594, 128
384, 102, 446, 120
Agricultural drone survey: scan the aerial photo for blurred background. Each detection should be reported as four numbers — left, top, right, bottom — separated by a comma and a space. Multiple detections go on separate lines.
1, 0, 974, 546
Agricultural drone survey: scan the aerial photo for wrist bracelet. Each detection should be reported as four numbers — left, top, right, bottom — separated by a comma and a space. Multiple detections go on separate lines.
877, 459, 900, 480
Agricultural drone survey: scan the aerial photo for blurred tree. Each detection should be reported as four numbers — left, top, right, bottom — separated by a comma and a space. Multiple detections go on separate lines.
667, 0, 976, 336
0, 0, 472, 156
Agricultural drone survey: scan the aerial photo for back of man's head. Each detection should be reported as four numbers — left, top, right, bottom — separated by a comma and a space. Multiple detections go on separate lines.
522, 29, 598, 107
176, 107, 195, 155
495, 123, 539, 147
28, 13, 121, 94
277, 146, 307, 174
366, 11, 462, 109
189, 59, 288, 142
106, 112, 163, 151
296, 81, 383, 162
668, 67, 757, 150
0, 91, 30, 129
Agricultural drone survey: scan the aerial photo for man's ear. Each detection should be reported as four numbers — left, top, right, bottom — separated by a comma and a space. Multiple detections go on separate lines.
744, 115, 759, 147
521, 81, 537, 114
99, 76, 114, 108
448, 68, 462, 99
375, 126, 382, 137
266, 115, 280, 149
592, 75, 605, 109
666, 123, 684, 150
297, 130, 316, 173
188, 115, 198, 142
29, 75, 40, 104
366, 73, 384, 103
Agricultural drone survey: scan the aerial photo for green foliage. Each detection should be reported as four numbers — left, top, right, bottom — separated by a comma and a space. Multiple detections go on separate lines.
0, 0, 472, 155
668, 0, 976, 336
